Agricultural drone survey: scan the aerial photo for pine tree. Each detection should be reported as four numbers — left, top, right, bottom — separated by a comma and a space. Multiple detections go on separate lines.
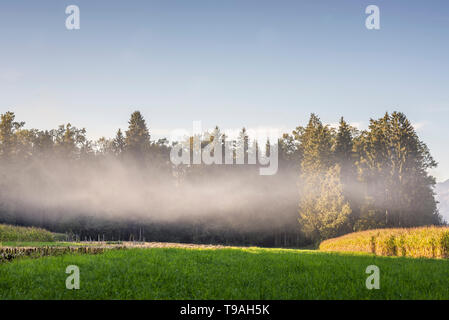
355, 112, 440, 228
112, 129, 126, 156
335, 117, 353, 170
334, 117, 359, 229
299, 113, 333, 172
125, 111, 151, 159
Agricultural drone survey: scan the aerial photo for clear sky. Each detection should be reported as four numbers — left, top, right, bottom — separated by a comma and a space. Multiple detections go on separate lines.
0, 1, 448, 181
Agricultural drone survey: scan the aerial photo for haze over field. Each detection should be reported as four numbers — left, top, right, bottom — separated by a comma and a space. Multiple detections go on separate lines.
0, 110, 443, 247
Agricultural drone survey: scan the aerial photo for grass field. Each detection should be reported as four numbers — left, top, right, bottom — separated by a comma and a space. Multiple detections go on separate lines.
1, 246, 449, 299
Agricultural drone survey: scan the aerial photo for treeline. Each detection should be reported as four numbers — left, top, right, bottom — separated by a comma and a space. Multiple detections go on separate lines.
296, 113, 441, 242
0, 110, 442, 247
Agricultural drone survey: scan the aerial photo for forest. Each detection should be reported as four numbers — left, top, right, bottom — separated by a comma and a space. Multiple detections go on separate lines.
0, 110, 442, 247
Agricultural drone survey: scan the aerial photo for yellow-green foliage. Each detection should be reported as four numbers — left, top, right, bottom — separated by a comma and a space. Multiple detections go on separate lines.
319, 226, 449, 259
0, 224, 55, 242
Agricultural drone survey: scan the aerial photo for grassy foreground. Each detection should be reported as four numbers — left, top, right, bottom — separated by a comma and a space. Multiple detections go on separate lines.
1, 247, 449, 299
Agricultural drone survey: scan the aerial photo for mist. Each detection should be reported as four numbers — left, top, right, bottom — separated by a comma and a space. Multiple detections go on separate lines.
0, 110, 442, 246
0, 150, 301, 245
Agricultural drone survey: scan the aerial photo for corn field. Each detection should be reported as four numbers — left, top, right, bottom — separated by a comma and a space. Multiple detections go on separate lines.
319, 226, 449, 259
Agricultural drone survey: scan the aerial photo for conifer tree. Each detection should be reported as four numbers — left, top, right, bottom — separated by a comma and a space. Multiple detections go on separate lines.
335, 117, 354, 171
356, 112, 440, 228
125, 111, 151, 159
334, 117, 359, 229
112, 129, 126, 156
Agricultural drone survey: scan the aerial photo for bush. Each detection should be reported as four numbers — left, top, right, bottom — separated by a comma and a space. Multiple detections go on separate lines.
319, 226, 449, 259
0, 224, 56, 242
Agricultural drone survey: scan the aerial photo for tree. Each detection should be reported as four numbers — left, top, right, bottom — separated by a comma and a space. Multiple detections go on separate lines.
299, 113, 333, 172
52, 123, 87, 160
33, 130, 54, 158
95, 137, 113, 156
298, 114, 344, 240
300, 165, 352, 241
0, 111, 25, 159
334, 117, 360, 229
355, 112, 440, 228
125, 111, 150, 159
334, 117, 354, 171
112, 129, 126, 156
278, 132, 301, 172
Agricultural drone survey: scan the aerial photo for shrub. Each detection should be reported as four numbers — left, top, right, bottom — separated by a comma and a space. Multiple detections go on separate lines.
319, 226, 449, 259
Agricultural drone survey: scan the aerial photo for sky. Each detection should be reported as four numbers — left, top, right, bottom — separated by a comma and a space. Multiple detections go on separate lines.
0, 0, 448, 181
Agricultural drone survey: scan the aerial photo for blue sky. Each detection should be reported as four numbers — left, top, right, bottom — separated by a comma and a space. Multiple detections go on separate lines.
0, 0, 448, 181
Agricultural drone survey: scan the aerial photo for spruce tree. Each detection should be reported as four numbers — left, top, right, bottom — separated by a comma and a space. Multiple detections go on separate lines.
112, 129, 126, 156
356, 112, 440, 228
125, 111, 151, 159
334, 117, 359, 229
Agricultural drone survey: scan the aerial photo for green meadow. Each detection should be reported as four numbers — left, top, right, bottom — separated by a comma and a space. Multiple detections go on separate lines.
1, 247, 449, 300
